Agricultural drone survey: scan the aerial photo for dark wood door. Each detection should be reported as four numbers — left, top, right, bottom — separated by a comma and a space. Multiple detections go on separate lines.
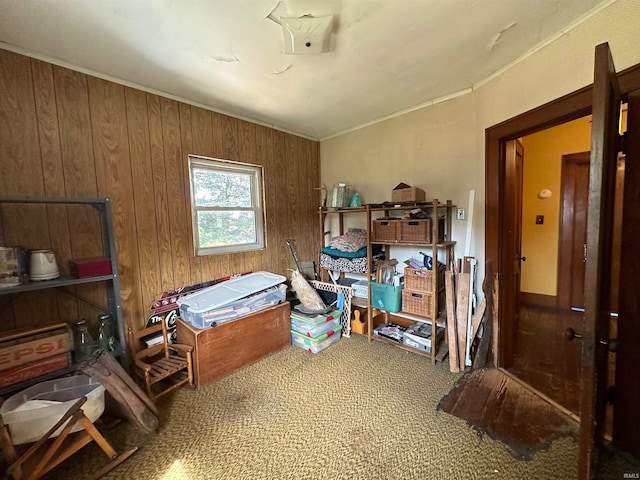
578, 42, 621, 479
612, 90, 640, 459
558, 152, 590, 310
501, 139, 524, 367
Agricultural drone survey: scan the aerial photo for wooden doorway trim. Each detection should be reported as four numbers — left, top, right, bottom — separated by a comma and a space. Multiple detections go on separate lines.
485, 62, 640, 368
557, 152, 590, 310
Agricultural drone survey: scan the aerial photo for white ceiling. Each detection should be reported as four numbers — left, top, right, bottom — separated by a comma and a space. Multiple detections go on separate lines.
0, 0, 611, 140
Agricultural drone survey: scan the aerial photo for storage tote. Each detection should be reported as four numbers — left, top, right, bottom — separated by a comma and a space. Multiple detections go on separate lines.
290, 317, 341, 338
291, 325, 342, 354
370, 282, 402, 313
0, 375, 105, 445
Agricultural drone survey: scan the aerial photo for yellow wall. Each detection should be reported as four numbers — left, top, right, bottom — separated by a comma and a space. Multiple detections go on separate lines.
520, 117, 592, 296
321, 0, 640, 292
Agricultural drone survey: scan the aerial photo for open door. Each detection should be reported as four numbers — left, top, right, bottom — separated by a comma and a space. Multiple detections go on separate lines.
577, 42, 621, 479
499, 139, 524, 367
612, 90, 640, 459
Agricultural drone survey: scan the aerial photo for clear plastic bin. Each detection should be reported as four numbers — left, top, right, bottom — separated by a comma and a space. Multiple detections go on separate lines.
0, 374, 105, 445
289, 309, 341, 325
291, 326, 342, 354
290, 317, 341, 338
180, 284, 287, 328
352, 280, 369, 298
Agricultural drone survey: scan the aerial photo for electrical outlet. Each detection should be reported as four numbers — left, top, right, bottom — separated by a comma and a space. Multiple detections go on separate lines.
457, 208, 465, 220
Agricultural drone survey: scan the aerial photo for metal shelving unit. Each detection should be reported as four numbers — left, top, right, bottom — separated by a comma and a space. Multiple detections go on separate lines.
0, 196, 125, 396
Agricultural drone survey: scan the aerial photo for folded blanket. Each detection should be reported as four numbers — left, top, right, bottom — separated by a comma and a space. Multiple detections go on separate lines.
322, 246, 367, 258
329, 228, 366, 252
321, 244, 382, 259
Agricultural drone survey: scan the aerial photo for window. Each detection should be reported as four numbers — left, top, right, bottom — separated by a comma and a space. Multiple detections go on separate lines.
188, 155, 265, 256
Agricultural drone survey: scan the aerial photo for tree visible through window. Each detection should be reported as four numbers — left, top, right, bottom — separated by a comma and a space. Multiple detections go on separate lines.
188, 155, 265, 255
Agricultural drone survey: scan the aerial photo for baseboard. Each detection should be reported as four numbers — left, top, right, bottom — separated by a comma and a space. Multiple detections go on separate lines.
520, 292, 557, 308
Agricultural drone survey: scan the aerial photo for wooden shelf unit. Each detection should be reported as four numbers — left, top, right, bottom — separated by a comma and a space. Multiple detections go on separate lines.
366, 199, 456, 364
317, 206, 367, 282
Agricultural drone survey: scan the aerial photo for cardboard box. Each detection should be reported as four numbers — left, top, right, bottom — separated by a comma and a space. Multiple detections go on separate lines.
391, 183, 426, 202
69, 256, 112, 278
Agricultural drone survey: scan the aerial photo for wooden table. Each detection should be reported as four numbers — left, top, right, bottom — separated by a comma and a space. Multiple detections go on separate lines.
175, 302, 291, 388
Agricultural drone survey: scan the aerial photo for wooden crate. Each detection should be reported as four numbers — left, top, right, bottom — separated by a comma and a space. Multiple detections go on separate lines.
402, 289, 433, 317
0, 353, 71, 389
372, 219, 398, 242
0, 323, 73, 372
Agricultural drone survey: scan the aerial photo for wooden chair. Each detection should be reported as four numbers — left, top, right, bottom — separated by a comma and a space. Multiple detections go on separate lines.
0, 396, 137, 480
130, 321, 194, 402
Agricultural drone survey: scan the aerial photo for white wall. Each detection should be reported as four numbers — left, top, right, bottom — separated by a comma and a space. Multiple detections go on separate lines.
320, 0, 640, 292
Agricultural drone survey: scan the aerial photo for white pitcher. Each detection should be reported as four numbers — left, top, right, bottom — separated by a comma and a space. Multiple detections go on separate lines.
29, 250, 60, 281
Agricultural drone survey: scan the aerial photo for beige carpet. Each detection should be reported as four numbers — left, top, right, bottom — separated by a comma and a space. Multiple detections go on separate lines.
38, 334, 633, 479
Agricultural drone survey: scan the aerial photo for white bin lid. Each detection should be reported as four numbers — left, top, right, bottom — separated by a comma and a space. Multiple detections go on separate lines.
176, 271, 286, 313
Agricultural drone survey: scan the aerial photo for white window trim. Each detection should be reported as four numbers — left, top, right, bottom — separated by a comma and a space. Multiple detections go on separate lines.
188, 155, 266, 256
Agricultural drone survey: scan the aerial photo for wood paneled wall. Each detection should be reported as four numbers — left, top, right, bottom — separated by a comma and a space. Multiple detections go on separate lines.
0, 48, 320, 334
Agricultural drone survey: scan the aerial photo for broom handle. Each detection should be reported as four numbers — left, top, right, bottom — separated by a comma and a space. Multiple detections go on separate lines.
286, 239, 302, 271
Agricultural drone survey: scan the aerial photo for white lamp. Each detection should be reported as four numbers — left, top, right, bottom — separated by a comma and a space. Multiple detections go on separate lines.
280, 15, 333, 55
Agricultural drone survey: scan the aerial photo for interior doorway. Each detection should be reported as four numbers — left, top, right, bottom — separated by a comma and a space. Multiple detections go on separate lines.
504, 113, 626, 419
486, 54, 640, 472
504, 117, 592, 417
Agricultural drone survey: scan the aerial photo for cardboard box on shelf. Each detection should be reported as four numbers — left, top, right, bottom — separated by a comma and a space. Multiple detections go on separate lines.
391, 183, 426, 202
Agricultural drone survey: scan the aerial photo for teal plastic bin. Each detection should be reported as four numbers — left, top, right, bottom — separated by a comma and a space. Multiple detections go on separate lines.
370, 282, 402, 312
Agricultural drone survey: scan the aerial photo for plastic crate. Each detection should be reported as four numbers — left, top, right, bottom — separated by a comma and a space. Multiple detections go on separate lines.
402, 289, 434, 317
371, 219, 398, 243
370, 282, 402, 313
352, 280, 369, 298
291, 326, 342, 354
290, 317, 341, 338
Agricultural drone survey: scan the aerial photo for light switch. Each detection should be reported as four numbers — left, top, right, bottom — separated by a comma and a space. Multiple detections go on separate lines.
536, 215, 544, 225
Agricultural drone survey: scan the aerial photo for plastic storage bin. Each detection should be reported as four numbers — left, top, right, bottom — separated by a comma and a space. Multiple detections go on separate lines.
291, 326, 342, 354
177, 272, 286, 324
180, 284, 287, 328
351, 280, 369, 298
291, 317, 341, 338
370, 282, 403, 312
0, 374, 105, 445
290, 309, 341, 325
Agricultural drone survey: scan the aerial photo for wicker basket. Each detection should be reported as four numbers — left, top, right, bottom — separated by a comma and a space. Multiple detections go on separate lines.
402, 289, 433, 317
372, 219, 399, 242
398, 219, 431, 243
404, 267, 435, 292
404, 266, 445, 293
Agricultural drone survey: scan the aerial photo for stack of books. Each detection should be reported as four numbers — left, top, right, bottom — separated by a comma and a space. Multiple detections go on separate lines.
290, 308, 342, 354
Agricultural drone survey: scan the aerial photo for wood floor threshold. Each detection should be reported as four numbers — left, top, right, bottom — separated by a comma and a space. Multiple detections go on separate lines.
500, 367, 580, 424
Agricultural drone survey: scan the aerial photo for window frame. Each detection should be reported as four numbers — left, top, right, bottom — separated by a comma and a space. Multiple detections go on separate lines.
188, 155, 266, 256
